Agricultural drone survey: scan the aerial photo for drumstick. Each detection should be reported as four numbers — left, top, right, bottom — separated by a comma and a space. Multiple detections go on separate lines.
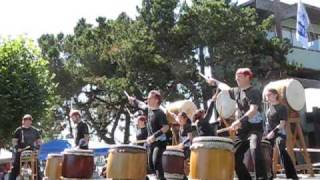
124, 90, 130, 98
132, 139, 147, 144
199, 72, 230, 90
217, 127, 232, 134
18, 146, 31, 152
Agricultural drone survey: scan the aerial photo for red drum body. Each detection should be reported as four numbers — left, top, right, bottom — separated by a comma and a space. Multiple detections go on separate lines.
162, 147, 185, 179
61, 149, 94, 179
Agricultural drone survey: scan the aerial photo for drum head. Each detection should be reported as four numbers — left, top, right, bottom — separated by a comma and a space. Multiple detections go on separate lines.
167, 100, 197, 121
215, 90, 236, 119
191, 136, 234, 151
63, 149, 94, 156
110, 144, 146, 153
286, 79, 305, 111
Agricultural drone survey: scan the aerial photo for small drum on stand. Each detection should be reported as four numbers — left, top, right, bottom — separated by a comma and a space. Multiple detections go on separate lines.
243, 139, 273, 179
263, 79, 305, 111
162, 147, 185, 179
166, 100, 197, 124
190, 136, 234, 180
61, 149, 94, 179
44, 153, 63, 180
215, 90, 236, 119
20, 150, 38, 180
106, 145, 147, 180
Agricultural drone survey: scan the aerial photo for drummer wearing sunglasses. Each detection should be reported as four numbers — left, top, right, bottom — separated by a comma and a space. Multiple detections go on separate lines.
9, 114, 42, 180
128, 90, 169, 180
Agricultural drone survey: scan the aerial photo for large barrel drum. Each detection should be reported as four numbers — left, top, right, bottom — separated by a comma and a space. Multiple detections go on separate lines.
61, 149, 94, 179
162, 147, 185, 179
263, 79, 305, 111
44, 153, 63, 180
190, 136, 234, 180
215, 90, 236, 119
166, 100, 197, 124
106, 145, 147, 180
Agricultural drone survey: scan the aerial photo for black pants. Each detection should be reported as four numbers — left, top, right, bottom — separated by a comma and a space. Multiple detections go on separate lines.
9, 152, 41, 180
234, 132, 268, 180
148, 141, 166, 180
269, 134, 298, 179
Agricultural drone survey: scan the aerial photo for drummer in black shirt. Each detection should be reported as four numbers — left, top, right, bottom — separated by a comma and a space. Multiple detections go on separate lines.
128, 90, 169, 180
9, 114, 42, 180
70, 110, 90, 149
207, 68, 268, 180
135, 115, 148, 146
264, 89, 298, 179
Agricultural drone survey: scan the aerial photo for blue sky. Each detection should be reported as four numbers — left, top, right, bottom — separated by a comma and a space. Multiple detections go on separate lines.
0, 0, 319, 39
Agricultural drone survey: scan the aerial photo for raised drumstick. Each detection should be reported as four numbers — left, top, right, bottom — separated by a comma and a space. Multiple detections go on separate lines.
124, 91, 130, 98
199, 72, 230, 90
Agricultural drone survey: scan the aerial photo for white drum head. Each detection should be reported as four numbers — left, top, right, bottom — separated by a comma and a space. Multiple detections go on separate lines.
215, 90, 236, 119
286, 79, 305, 111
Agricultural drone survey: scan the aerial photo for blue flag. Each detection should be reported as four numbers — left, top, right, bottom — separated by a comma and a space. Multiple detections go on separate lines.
296, 0, 310, 49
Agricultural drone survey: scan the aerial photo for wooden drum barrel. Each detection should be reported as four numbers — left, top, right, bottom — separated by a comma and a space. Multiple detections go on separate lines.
162, 147, 185, 179
263, 79, 305, 111
215, 90, 236, 119
44, 153, 63, 180
106, 145, 147, 180
166, 100, 197, 124
61, 149, 94, 179
190, 136, 234, 180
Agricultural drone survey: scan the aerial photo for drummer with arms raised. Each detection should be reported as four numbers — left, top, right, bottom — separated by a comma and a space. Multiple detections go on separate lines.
264, 88, 298, 179
127, 90, 169, 180
207, 68, 268, 180
9, 114, 42, 180
70, 110, 90, 149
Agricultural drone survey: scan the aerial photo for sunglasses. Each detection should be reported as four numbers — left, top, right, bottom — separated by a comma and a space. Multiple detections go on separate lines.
23, 118, 32, 121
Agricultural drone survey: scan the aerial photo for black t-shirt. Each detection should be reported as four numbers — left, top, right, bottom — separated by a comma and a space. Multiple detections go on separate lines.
146, 108, 168, 141
180, 124, 192, 137
75, 121, 89, 146
13, 126, 40, 149
196, 100, 215, 136
229, 86, 262, 116
267, 104, 288, 134
136, 127, 148, 146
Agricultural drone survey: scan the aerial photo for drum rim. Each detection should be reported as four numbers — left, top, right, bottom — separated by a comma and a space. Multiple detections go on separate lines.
48, 153, 63, 157
62, 149, 94, 156
163, 151, 184, 157
192, 136, 234, 144
109, 144, 147, 151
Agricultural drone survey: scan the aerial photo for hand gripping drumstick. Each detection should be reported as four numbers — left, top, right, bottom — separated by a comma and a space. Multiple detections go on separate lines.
132, 139, 147, 144
18, 146, 31, 152
217, 127, 232, 134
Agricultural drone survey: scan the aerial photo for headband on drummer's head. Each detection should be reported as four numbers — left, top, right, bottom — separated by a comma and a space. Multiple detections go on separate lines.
22, 114, 33, 121
69, 110, 81, 117
236, 68, 253, 80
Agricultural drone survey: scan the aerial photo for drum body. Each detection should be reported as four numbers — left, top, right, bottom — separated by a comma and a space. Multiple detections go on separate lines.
44, 154, 63, 180
244, 140, 273, 178
107, 145, 147, 180
162, 147, 185, 179
215, 90, 236, 119
263, 79, 305, 111
166, 100, 197, 124
62, 149, 94, 179
190, 136, 234, 180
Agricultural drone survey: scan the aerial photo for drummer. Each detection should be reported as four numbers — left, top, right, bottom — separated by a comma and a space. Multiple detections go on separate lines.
135, 115, 148, 146
193, 94, 216, 136
70, 110, 90, 149
128, 90, 169, 180
207, 68, 268, 180
264, 88, 298, 179
9, 114, 42, 180
169, 111, 193, 158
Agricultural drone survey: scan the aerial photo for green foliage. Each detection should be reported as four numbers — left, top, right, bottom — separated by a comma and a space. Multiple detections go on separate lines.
0, 37, 58, 145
